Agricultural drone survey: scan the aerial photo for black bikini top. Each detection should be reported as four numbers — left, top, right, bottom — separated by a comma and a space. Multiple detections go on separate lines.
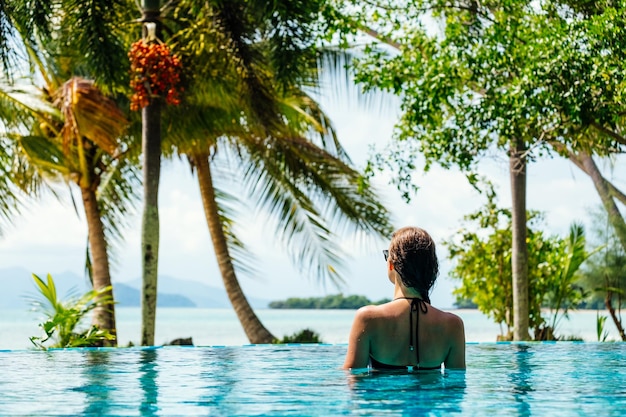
369, 297, 441, 371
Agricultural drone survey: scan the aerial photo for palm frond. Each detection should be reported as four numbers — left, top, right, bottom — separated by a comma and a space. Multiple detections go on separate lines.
316, 46, 400, 115
278, 88, 350, 162
0, 0, 53, 78
246, 0, 323, 89
7, 0, 54, 43
214, 1, 282, 131
162, 102, 240, 157
0, 80, 62, 131
247, 177, 344, 287
228, 139, 345, 288
0, 1, 17, 76
251, 132, 392, 235
57, 0, 131, 92
15, 134, 71, 178
229, 128, 393, 287
0, 139, 21, 234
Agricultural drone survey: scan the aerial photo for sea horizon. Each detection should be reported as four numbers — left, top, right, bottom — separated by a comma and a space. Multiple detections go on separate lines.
1, 307, 623, 350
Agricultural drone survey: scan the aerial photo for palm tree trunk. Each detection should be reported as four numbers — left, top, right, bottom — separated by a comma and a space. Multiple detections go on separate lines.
510, 137, 529, 341
139, 1, 162, 347
194, 153, 276, 344
140, 100, 161, 346
81, 186, 117, 346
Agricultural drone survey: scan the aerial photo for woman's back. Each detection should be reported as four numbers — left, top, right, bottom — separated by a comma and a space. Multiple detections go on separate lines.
365, 299, 465, 369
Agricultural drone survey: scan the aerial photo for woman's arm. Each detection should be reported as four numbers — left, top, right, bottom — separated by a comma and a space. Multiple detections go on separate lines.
342, 307, 373, 369
444, 314, 466, 370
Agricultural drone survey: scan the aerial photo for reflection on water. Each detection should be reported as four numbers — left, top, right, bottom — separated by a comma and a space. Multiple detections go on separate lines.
347, 369, 467, 414
510, 344, 534, 415
80, 351, 113, 416
0, 344, 624, 416
139, 349, 159, 416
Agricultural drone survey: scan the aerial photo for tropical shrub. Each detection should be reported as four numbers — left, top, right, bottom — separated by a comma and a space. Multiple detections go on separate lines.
446, 190, 594, 340
273, 328, 323, 344
29, 274, 115, 349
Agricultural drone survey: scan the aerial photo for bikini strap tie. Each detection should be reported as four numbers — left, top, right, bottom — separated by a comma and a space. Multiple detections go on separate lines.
394, 297, 428, 367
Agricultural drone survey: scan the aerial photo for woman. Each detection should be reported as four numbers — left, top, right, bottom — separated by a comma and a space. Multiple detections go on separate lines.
343, 226, 466, 371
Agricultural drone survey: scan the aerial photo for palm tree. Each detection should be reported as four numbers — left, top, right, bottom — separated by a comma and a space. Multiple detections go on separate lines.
160, 1, 393, 343
136, 0, 164, 347
1, 78, 136, 345
0, 2, 138, 345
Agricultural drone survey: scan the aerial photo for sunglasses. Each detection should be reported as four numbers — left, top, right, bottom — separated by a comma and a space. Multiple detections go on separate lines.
383, 250, 389, 261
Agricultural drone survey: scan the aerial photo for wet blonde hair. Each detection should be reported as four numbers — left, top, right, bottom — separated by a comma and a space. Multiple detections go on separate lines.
388, 226, 439, 302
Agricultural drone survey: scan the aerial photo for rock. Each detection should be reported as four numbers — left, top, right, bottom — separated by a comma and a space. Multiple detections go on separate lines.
166, 337, 193, 346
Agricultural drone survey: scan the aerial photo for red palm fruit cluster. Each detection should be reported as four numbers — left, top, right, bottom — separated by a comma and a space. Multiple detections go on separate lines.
128, 40, 183, 111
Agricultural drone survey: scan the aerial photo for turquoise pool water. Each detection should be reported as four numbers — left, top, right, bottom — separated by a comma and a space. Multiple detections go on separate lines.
1, 343, 624, 416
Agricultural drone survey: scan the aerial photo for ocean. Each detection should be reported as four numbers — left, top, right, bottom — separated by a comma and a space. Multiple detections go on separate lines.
0, 307, 622, 350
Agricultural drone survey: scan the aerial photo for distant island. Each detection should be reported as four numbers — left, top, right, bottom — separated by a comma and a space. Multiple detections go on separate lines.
268, 294, 391, 309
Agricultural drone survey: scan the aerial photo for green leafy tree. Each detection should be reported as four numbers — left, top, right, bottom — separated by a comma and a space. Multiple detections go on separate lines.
446, 188, 592, 340
269, 294, 375, 309
446, 189, 547, 339
332, 0, 626, 341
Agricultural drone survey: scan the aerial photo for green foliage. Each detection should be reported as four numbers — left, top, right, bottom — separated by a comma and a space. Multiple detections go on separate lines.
340, 0, 626, 196
579, 206, 626, 308
578, 206, 626, 340
155, 1, 395, 290
597, 312, 609, 342
537, 223, 599, 336
268, 294, 388, 309
446, 190, 593, 340
273, 328, 323, 344
29, 273, 115, 349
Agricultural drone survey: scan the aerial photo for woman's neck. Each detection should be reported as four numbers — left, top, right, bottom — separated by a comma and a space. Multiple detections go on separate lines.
393, 282, 422, 300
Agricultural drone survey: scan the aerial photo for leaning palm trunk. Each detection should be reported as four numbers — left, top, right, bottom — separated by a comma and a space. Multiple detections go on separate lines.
605, 290, 626, 341
510, 138, 530, 341
195, 153, 276, 344
577, 152, 626, 251
551, 145, 626, 340
81, 185, 117, 346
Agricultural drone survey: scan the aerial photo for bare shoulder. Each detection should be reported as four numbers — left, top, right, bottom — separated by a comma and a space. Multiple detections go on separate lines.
429, 306, 465, 329
443, 310, 465, 327
354, 304, 384, 321
441, 310, 465, 341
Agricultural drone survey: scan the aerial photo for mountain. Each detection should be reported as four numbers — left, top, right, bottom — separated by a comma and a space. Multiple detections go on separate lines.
0, 268, 269, 309
113, 283, 196, 307
125, 275, 270, 309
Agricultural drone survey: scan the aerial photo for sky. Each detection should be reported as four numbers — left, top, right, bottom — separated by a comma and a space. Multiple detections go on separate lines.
0, 78, 621, 309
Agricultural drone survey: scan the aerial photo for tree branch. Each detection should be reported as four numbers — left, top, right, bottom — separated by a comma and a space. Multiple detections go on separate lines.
591, 121, 626, 147
359, 26, 402, 50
